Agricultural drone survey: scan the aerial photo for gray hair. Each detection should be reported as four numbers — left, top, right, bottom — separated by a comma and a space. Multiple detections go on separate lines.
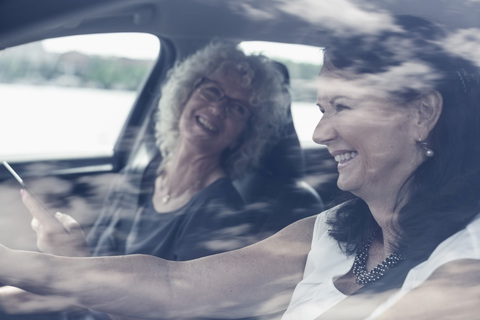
155, 41, 290, 178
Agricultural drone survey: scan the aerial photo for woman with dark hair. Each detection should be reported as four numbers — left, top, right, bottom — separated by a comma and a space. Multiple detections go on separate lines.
320, 14, 480, 266
282, 16, 480, 318
0, 15, 479, 319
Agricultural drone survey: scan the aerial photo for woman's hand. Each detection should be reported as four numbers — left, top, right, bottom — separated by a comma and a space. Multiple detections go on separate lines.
21, 190, 90, 257
0, 286, 81, 314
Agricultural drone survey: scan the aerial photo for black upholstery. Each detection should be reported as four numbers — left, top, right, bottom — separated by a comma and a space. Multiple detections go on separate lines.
233, 62, 324, 234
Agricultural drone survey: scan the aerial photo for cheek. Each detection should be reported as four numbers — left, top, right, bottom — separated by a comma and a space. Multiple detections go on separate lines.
227, 119, 247, 137
366, 116, 411, 147
385, 120, 416, 151
178, 110, 191, 132
353, 124, 402, 163
364, 126, 415, 171
179, 100, 199, 123
181, 99, 197, 115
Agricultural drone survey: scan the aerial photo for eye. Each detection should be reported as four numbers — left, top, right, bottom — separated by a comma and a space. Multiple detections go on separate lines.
335, 103, 350, 112
200, 84, 223, 101
229, 102, 250, 118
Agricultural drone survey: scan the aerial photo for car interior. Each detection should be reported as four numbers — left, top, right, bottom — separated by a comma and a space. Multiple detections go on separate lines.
0, 0, 479, 316
0, 0, 345, 251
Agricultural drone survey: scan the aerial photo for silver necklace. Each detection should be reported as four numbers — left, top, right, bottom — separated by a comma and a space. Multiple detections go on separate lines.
352, 229, 405, 285
160, 172, 204, 204
158, 173, 201, 204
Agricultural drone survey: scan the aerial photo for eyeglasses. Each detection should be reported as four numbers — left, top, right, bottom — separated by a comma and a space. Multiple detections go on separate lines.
195, 77, 252, 120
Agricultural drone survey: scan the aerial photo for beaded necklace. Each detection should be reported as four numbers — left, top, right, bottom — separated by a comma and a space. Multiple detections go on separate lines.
352, 229, 405, 285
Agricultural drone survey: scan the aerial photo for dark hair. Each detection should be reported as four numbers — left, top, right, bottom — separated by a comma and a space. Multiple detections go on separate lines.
325, 15, 480, 261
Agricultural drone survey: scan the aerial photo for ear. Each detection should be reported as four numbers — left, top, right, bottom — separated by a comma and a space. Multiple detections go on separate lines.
415, 90, 443, 140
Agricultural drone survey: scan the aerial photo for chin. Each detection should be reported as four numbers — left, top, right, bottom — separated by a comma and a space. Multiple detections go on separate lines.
336, 178, 360, 195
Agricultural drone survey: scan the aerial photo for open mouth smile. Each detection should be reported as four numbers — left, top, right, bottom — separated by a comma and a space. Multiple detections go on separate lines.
334, 151, 358, 164
197, 116, 219, 134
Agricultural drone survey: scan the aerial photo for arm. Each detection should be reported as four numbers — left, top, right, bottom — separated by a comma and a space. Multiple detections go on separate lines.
376, 259, 480, 319
0, 215, 315, 319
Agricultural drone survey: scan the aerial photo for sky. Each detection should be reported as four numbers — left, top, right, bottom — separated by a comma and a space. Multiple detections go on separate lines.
42, 33, 323, 64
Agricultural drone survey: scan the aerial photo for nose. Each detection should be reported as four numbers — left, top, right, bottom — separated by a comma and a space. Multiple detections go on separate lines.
208, 100, 227, 117
312, 114, 336, 146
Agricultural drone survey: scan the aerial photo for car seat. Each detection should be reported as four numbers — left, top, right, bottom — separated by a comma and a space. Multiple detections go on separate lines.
232, 61, 324, 234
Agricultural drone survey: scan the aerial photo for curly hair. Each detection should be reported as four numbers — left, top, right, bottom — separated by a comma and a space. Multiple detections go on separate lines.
325, 15, 480, 261
155, 41, 290, 178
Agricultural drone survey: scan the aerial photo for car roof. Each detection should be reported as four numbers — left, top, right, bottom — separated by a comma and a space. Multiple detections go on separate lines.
1, 0, 480, 53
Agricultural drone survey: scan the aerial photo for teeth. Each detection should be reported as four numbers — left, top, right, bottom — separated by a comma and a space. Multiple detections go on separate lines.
198, 117, 216, 131
334, 152, 357, 163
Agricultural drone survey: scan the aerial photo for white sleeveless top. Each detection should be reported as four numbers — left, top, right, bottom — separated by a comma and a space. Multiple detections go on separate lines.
282, 206, 480, 320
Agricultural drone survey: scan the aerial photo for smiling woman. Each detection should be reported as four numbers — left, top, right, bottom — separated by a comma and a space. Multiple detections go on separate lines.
2, 0, 480, 319
314, 61, 428, 200
155, 41, 290, 178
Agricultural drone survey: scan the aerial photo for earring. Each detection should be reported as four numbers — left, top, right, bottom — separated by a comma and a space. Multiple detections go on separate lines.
417, 138, 434, 157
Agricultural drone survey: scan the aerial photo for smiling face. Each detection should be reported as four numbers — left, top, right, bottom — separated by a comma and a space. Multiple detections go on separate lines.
312, 65, 427, 202
178, 70, 252, 156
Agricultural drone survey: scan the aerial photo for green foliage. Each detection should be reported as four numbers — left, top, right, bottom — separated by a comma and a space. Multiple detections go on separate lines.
86, 57, 151, 90
0, 44, 153, 91
0, 43, 319, 100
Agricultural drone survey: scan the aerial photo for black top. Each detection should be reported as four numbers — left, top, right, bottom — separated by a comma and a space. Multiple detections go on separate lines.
91, 177, 258, 260
64, 174, 260, 320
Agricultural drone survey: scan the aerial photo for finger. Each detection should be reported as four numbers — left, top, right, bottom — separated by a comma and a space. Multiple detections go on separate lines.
21, 190, 58, 228
30, 218, 40, 232
54, 212, 82, 234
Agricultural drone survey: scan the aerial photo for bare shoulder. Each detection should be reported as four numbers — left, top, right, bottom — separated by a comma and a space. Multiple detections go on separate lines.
430, 258, 480, 280
208, 214, 318, 276
377, 259, 480, 319
166, 215, 318, 318
256, 215, 317, 254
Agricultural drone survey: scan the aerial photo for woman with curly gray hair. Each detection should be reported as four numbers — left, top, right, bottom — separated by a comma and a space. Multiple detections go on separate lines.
30, 41, 289, 259
137, 40, 290, 236
112, 40, 290, 258
0, 41, 291, 317
156, 41, 289, 178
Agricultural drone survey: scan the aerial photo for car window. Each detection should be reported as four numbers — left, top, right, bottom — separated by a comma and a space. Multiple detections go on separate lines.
240, 41, 323, 148
0, 33, 160, 162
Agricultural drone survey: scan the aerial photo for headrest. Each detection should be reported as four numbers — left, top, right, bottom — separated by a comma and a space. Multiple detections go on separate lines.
259, 61, 305, 180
